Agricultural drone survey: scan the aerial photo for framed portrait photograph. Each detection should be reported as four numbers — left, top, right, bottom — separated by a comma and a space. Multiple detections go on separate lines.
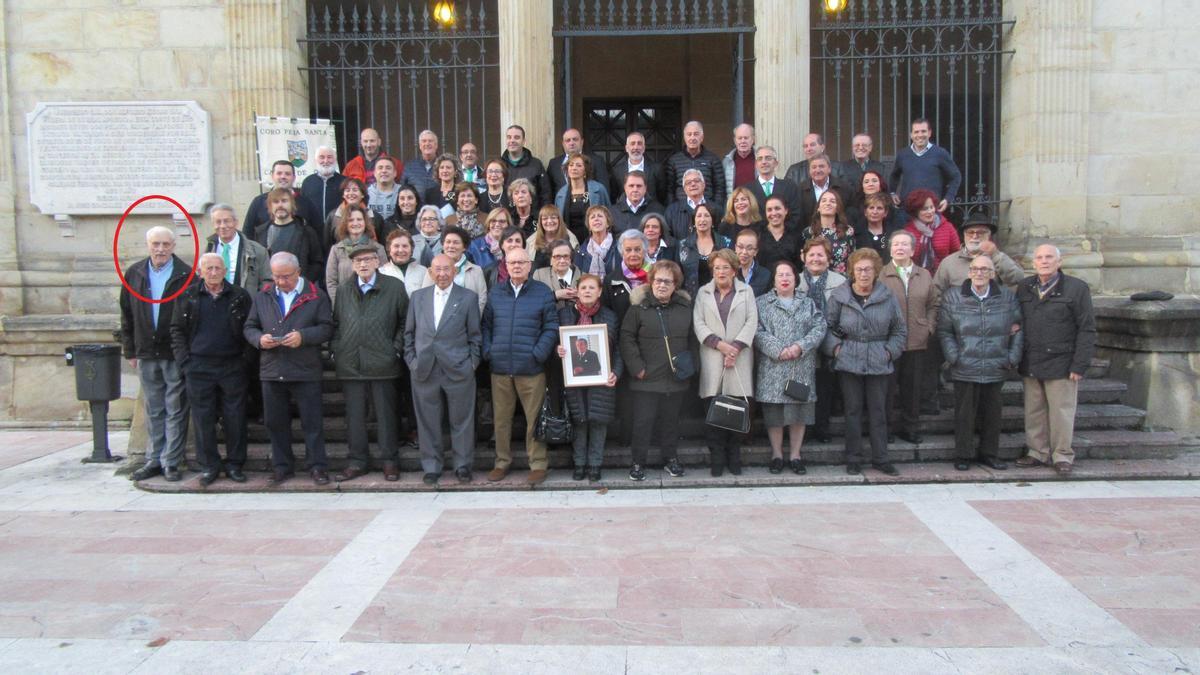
559, 324, 611, 388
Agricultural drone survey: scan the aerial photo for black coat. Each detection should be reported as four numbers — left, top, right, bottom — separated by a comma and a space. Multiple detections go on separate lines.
1017, 273, 1096, 380
663, 146, 727, 206
937, 280, 1024, 384
742, 177, 803, 231
611, 198, 666, 235
242, 190, 323, 239
619, 286, 694, 393
559, 304, 624, 424
243, 279, 334, 382
330, 274, 409, 380
548, 152, 611, 198
252, 220, 325, 283
610, 156, 666, 205
300, 172, 345, 224
119, 255, 193, 360
738, 263, 773, 297
500, 150, 552, 209
796, 179, 853, 232
836, 158, 886, 190
169, 280, 252, 369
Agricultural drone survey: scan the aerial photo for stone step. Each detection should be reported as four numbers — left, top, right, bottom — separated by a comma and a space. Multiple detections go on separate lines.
242, 402, 1147, 443
222, 428, 1199, 473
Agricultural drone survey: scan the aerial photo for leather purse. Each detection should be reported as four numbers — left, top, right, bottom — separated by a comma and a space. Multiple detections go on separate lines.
534, 388, 574, 444
656, 308, 695, 381
705, 365, 751, 433
783, 380, 811, 401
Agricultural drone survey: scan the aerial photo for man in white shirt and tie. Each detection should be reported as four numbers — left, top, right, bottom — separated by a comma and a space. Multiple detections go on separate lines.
205, 204, 270, 292
742, 145, 802, 231
404, 254, 483, 485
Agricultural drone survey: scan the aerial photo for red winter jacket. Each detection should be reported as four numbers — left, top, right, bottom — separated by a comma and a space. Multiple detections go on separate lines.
905, 217, 961, 275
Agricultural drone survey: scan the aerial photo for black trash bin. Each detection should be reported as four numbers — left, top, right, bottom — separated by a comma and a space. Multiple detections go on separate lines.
65, 344, 123, 463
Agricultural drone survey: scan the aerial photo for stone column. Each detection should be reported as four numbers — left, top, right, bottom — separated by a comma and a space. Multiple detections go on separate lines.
224, 0, 310, 207
0, 0, 24, 317
753, 0, 808, 169
498, 2, 555, 160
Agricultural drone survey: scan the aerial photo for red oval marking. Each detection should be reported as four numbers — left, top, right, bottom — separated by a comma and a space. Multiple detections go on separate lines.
112, 195, 200, 304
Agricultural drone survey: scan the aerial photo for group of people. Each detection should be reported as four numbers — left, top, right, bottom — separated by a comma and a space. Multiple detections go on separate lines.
118, 118, 1096, 487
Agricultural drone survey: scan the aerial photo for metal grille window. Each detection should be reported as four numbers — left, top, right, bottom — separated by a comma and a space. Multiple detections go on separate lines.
301, 1, 499, 166
812, 1, 1013, 224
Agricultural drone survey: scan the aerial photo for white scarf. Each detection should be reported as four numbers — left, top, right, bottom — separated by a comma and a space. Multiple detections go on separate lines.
586, 233, 613, 276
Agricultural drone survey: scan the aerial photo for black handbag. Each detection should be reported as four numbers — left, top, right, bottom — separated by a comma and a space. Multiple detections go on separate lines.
534, 388, 574, 444
656, 308, 695, 381
783, 380, 811, 401
705, 365, 751, 433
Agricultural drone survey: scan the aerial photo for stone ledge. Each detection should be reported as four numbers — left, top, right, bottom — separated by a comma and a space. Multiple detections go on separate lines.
1094, 296, 1200, 352
0, 314, 120, 356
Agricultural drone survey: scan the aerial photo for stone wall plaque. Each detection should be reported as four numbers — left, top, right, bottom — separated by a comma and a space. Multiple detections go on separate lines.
27, 101, 213, 215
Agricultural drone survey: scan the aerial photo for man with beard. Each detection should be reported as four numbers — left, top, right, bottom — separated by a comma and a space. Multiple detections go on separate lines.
300, 145, 344, 221
344, 128, 391, 186
933, 218, 1024, 294
500, 124, 551, 208
609, 131, 665, 205
251, 188, 324, 282
243, 160, 323, 235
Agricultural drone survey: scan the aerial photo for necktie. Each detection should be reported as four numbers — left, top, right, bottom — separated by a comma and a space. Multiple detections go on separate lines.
763, 181, 772, 197
221, 242, 233, 283
559, 279, 569, 289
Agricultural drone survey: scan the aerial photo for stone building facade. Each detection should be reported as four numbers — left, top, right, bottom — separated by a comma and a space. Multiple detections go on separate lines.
0, 0, 1195, 425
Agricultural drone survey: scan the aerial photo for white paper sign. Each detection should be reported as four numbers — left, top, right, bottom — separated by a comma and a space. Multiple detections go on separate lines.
254, 116, 338, 187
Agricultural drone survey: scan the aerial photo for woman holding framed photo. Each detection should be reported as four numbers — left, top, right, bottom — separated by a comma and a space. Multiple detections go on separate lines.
557, 274, 622, 482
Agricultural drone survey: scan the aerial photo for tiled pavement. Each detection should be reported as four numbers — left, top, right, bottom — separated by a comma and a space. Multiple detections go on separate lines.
0, 430, 1198, 673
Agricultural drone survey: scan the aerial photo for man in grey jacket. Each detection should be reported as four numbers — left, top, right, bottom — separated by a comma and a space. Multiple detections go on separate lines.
404, 254, 482, 485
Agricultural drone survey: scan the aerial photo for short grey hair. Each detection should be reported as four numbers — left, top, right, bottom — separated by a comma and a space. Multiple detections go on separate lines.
417, 205, 445, 229
145, 226, 176, 243
889, 229, 915, 246
682, 168, 706, 186
208, 203, 237, 219
684, 120, 704, 134
198, 252, 225, 267
1034, 242, 1063, 260
618, 228, 649, 252
507, 177, 535, 198
270, 251, 300, 270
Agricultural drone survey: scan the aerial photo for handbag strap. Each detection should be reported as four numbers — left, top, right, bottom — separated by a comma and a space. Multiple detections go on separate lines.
655, 307, 678, 374
717, 360, 750, 404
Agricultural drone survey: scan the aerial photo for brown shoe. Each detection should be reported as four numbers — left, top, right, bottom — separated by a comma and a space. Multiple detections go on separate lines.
1054, 461, 1073, 475
382, 463, 400, 482
334, 466, 368, 482
1015, 455, 1044, 467
527, 469, 548, 485
487, 467, 508, 482
311, 468, 331, 486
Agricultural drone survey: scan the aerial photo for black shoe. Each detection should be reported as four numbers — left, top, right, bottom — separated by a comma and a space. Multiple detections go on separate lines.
896, 430, 923, 444
198, 470, 219, 487
887, 434, 896, 443
955, 461, 971, 471
710, 464, 724, 477
587, 466, 601, 482
455, 467, 472, 483
629, 464, 646, 481
813, 431, 833, 444
872, 462, 899, 476
163, 466, 182, 482
846, 463, 861, 475
727, 448, 742, 476
768, 457, 784, 474
790, 458, 807, 475
311, 468, 330, 486
423, 472, 439, 485
267, 470, 294, 487
664, 459, 685, 478
980, 457, 1008, 471
130, 464, 162, 481
572, 466, 587, 481
226, 467, 247, 483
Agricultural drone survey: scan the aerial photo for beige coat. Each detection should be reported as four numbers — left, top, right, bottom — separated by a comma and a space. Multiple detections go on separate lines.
693, 279, 757, 398
325, 239, 387, 306
879, 262, 939, 351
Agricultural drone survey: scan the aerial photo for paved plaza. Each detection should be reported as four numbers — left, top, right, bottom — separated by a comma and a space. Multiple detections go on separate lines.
0, 430, 1197, 673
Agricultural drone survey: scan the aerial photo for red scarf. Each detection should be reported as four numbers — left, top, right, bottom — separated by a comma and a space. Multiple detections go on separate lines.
623, 262, 648, 288
574, 300, 601, 325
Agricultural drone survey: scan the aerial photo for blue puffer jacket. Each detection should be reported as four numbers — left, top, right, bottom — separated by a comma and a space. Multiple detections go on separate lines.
482, 279, 560, 375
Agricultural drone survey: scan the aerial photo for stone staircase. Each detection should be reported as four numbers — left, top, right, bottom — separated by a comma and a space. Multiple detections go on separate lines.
231, 358, 1200, 472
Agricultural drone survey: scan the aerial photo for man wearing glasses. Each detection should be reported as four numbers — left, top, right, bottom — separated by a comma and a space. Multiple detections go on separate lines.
244, 252, 335, 486
481, 248, 560, 485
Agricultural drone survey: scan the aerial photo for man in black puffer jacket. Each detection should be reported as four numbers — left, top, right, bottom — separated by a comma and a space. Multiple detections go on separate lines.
663, 121, 727, 206
1014, 244, 1096, 475
244, 251, 335, 486
482, 247, 559, 485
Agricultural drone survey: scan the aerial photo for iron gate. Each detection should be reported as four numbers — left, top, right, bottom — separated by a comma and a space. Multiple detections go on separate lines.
812, 0, 1013, 224
300, 1, 499, 166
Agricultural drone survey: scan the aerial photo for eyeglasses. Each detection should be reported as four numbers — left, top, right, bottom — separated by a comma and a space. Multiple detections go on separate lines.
485, 169, 504, 175
507, 260, 531, 267
968, 267, 993, 274
652, 278, 675, 286
734, 245, 757, 252
419, 216, 440, 222
551, 253, 572, 260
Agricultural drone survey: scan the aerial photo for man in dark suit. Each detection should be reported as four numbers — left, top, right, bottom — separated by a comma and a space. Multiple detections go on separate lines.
837, 132, 886, 188
742, 145, 802, 231
609, 131, 665, 205
611, 171, 666, 235
571, 338, 602, 377
783, 132, 828, 186
243, 252, 335, 486
404, 254, 482, 484
548, 127, 610, 197
205, 204, 270, 293
797, 154, 852, 229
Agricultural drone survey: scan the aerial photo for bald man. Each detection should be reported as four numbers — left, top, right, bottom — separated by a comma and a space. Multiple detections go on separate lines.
343, 128, 391, 186
1014, 244, 1096, 476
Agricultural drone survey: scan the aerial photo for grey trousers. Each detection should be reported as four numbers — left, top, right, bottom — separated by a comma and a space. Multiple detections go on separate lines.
343, 379, 399, 469
840, 372, 890, 464
411, 366, 476, 474
138, 358, 189, 469
572, 421, 608, 467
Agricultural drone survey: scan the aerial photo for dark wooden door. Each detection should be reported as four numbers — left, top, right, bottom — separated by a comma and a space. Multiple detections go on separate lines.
581, 98, 682, 175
